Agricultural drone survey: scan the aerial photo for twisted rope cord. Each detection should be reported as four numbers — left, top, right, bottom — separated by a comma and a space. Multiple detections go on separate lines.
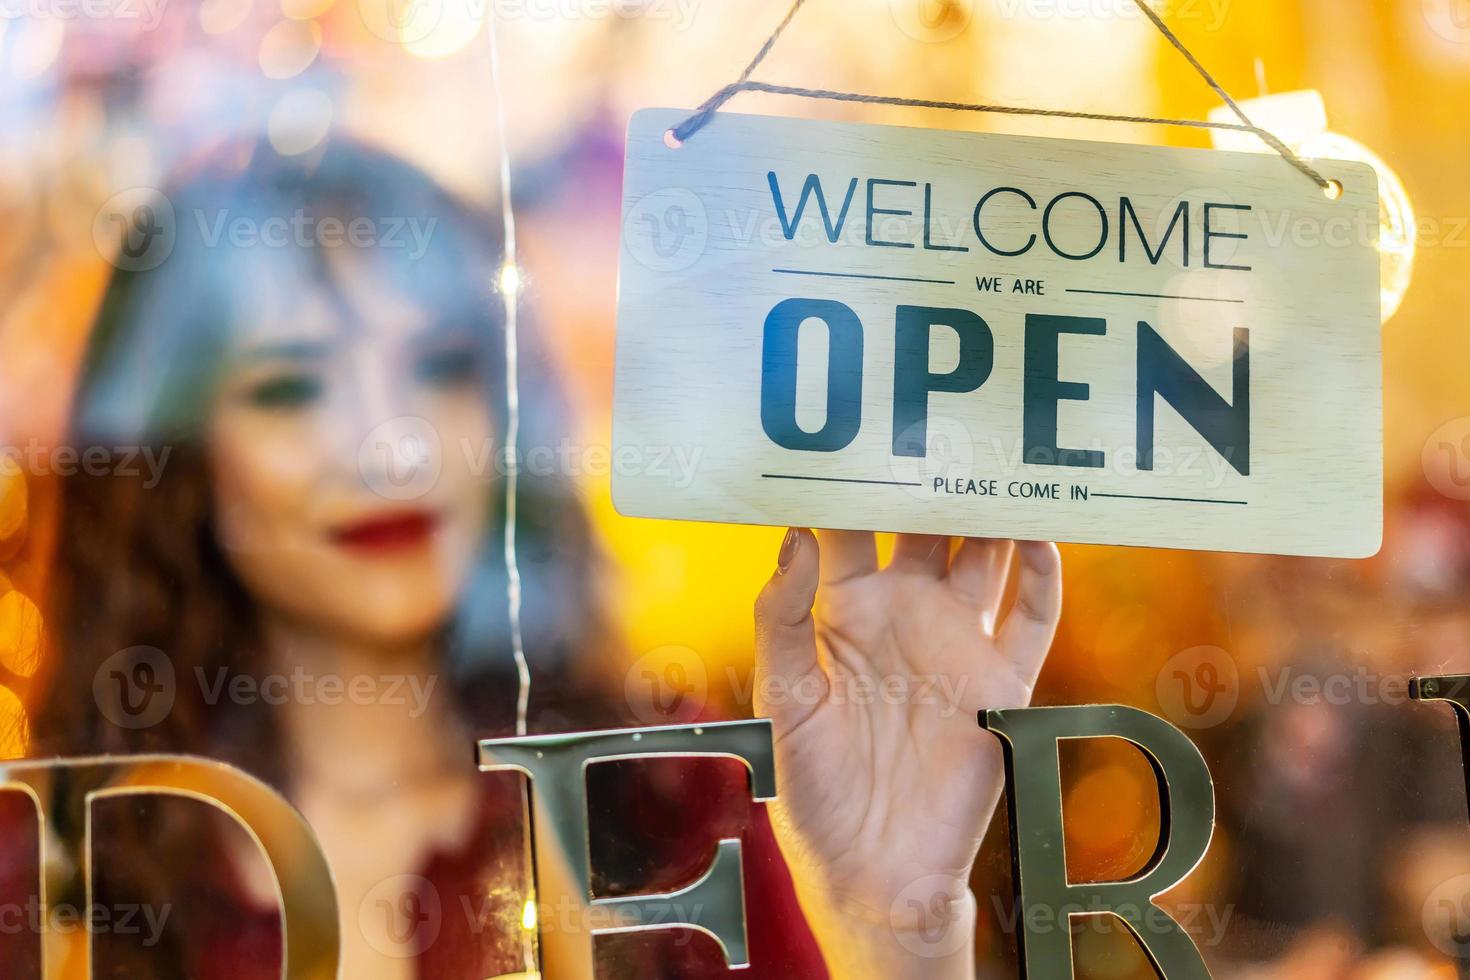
672, 0, 1334, 193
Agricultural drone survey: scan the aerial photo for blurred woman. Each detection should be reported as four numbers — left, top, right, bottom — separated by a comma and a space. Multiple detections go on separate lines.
12, 138, 1061, 978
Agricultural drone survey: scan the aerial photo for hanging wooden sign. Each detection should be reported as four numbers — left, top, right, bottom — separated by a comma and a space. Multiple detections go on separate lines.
611, 108, 1383, 558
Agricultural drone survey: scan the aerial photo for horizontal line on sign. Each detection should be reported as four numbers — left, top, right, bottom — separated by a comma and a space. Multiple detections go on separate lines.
772, 268, 956, 285
762, 473, 923, 488
1092, 492, 1248, 505
1065, 288, 1244, 305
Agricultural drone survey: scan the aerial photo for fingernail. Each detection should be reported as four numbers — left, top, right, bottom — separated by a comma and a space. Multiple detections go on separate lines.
777, 528, 800, 574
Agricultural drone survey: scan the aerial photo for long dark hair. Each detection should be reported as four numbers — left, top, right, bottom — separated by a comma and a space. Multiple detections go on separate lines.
35, 137, 620, 770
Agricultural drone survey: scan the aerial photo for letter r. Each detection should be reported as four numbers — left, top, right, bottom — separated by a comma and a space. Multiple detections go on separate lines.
980, 705, 1216, 979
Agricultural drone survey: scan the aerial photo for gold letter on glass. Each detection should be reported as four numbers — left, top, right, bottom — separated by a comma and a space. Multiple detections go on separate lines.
981, 705, 1216, 979
478, 719, 776, 976
1410, 675, 1470, 816
0, 755, 339, 980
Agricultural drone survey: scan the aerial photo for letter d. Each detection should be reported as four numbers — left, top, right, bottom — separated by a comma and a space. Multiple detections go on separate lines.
0, 755, 338, 978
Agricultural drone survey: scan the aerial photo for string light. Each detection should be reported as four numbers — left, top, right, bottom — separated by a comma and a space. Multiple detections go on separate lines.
499, 262, 521, 298
486, 11, 540, 976
486, 0, 530, 742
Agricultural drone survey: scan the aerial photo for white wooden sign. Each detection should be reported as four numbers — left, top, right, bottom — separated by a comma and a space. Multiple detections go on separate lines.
611, 109, 1383, 558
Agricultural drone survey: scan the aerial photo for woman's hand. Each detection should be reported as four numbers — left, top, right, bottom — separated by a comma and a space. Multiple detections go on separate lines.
754, 529, 1062, 979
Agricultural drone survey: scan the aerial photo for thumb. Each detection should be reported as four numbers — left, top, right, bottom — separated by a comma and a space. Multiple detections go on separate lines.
753, 528, 822, 712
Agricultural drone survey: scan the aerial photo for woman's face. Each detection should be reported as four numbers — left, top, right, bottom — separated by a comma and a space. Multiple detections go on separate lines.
206, 247, 497, 649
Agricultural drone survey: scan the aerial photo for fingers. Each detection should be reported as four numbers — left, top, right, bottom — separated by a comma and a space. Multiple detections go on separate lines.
996, 541, 1063, 676
890, 533, 950, 577
754, 528, 823, 691
816, 529, 877, 585
948, 538, 1014, 632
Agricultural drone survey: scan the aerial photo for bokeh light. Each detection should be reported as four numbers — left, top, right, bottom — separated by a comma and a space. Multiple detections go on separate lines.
268, 87, 335, 154
259, 19, 324, 79
1210, 90, 1417, 322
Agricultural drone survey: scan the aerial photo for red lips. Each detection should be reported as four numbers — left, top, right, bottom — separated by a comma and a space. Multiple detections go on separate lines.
329, 510, 439, 553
